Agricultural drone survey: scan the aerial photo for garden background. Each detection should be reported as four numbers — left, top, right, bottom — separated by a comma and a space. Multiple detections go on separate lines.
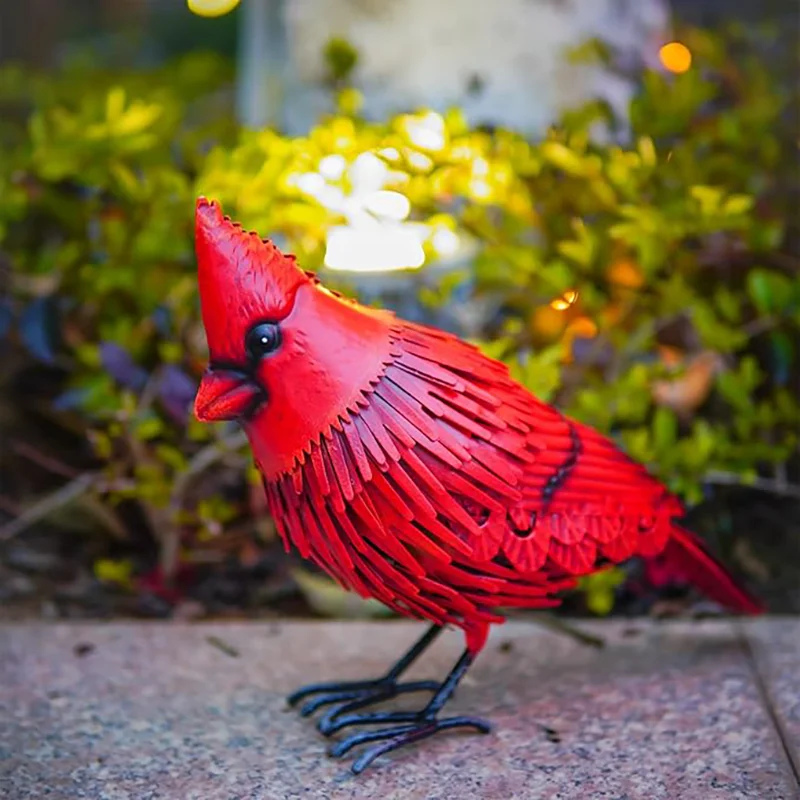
0, 0, 798, 626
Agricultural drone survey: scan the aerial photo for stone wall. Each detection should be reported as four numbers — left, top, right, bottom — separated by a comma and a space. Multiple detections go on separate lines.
282, 0, 669, 137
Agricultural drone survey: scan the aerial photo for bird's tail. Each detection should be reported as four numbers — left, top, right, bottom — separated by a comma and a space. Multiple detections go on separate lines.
661, 525, 764, 614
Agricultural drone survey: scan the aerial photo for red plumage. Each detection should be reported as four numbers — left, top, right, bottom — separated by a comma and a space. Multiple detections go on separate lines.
192, 197, 762, 772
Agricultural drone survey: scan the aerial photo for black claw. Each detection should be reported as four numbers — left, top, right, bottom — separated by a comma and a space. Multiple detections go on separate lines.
319, 710, 421, 736
299, 690, 368, 717
349, 716, 492, 775
287, 680, 382, 707
315, 680, 440, 728
290, 678, 442, 731
327, 724, 417, 758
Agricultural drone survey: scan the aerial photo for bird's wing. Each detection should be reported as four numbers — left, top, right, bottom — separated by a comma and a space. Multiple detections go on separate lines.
378, 321, 684, 579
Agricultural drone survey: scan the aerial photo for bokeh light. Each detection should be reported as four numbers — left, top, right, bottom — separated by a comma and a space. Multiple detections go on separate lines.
187, 0, 241, 18
550, 290, 579, 311
659, 42, 692, 74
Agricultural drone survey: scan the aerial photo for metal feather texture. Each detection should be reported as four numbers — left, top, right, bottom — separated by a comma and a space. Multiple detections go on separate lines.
263, 318, 688, 649
193, 197, 763, 659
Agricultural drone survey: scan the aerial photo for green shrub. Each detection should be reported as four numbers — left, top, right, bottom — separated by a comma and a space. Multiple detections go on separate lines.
1, 26, 797, 611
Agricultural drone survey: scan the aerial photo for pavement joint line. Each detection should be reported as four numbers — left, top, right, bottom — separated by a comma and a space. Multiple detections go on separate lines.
736, 619, 800, 787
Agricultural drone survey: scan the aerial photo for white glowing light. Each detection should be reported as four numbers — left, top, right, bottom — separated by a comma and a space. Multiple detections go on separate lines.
406, 151, 434, 172
324, 224, 426, 273
318, 185, 348, 212
431, 227, 461, 257
472, 157, 490, 177
363, 190, 411, 221
293, 172, 348, 212
469, 179, 492, 199
348, 152, 389, 192
404, 112, 446, 152
296, 172, 326, 197
385, 169, 411, 185
451, 144, 477, 161
318, 154, 346, 181
379, 147, 401, 161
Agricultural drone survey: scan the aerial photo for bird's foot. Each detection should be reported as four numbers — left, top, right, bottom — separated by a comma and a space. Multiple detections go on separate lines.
327, 713, 492, 774
286, 677, 440, 720
288, 631, 495, 773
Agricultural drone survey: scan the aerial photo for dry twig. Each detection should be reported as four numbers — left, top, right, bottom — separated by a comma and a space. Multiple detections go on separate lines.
0, 473, 97, 541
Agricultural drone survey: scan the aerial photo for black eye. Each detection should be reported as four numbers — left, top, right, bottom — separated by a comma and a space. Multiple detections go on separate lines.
245, 322, 281, 361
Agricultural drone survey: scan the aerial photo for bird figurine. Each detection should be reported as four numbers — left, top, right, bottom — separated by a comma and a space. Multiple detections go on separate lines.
192, 197, 762, 774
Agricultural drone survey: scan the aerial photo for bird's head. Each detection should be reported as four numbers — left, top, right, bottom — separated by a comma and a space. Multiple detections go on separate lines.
193, 197, 394, 477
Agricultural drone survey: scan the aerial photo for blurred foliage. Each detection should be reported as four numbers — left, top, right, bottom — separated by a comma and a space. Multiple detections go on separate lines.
0, 24, 798, 617
323, 37, 360, 86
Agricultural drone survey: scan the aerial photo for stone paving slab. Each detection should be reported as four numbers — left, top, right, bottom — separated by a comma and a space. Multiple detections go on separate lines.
1, 619, 798, 800
742, 617, 800, 780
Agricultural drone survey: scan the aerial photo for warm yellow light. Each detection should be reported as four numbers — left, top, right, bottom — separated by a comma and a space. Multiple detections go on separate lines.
659, 42, 692, 74
567, 316, 598, 338
607, 260, 644, 289
187, 0, 240, 17
550, 289, 578, 311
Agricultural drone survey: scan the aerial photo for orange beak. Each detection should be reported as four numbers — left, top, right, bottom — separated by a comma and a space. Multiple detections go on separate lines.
194, 368, 263, 422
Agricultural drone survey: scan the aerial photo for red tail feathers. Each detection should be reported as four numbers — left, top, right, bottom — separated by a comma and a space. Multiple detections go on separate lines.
661, 526, 764, 614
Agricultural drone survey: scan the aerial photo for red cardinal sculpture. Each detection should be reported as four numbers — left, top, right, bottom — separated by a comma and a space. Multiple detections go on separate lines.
193, 198, 762, 773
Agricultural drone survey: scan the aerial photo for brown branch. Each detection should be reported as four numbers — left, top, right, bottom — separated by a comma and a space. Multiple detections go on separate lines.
0, 496, 21, 516
0, 473, 97, 541
704, 470, 800, 500
160, 429, 249, 576
11, 440, 81, 479
741, 316, 778, 338
77, 493, 129, 540
169, 430, 249, 515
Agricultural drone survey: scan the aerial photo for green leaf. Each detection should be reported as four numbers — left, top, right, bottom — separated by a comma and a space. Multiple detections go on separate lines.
747, 269, 793, 316
540, 142, 587, 176
134, 416, 164, 441
722, 194, 754, 216
747, 269, 774, 314
94, 557, 133, 589
580, 568, 625, 616
769, 331, 794, 385
637, 136, 657, 168
105, 87, 127, 121
652, 407, 678, 452
690, 185, 723, 215
684, 419, 716, 468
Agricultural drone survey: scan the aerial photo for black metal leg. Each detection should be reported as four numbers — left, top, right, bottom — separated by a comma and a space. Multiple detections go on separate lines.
289, 625, 561, 773
286, 624, 443, 718
330, 649, 491, 774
